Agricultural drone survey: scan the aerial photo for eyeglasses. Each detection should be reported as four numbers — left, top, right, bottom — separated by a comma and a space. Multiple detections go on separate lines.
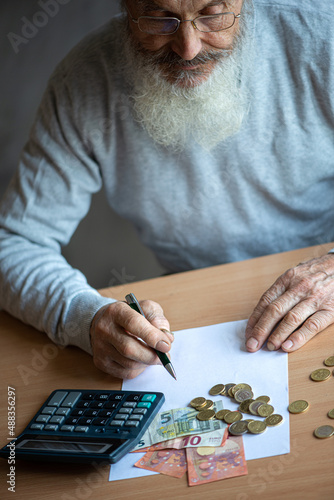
127, 11, 241, 35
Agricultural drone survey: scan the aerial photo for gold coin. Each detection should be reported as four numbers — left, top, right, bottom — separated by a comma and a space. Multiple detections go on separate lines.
324, 356, 334, 367
228, 387, 235, 398
255, 395, 271, 403
288, 400, 309, 414
249, 400, 265, 416
209, 384, 226, 396
196, 447, 216, 456
224, 383, 236, 394
247, 420, 267, 434
234, 389, 254, 403
224, 411, 243, 424
215, 409, 232, 420
314, 425, 334, 439
199, 400, 214, 411
310, 368, 331, 382
197, 409, 216, 421
228, 420, 249, 436
190, 397, 207, 409
232, 383, 252, 396
239, 399, 254, 414
265, 414, 283, 427
257, 404, 275, 418
243, 418, 256, 424
327, 409, 334, 419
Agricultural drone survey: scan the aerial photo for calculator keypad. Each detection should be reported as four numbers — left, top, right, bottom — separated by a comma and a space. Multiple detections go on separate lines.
29, 390, 157, 435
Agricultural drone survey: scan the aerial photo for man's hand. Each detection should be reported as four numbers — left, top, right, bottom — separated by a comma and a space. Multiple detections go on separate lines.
90, 300, 174, 379
245, 254, 334, 353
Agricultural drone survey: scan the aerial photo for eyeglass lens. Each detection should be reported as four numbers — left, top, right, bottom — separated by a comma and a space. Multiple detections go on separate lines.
138, 13, 236, 35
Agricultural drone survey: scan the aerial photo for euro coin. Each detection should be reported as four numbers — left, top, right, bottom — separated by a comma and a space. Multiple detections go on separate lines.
239, 399, 254, 414
324, 356, 334, 367
196, 447, 215, 456
265, 414, 283, 427
224, 411, 242, 424
190, 397, 207, 409
314, 425, 334, 439
224, 383, 236, 394
310, 368, 331, 382
228, 387, 235, 398
255, 395, 271, 403
232, 383, 252, 396
197, 409, 216, 421
249, 400, 265, 416
247, 420, 267, 434
209, 384, 226, 396
257, 404, 275, 417
215, 409, 232, 420
328, 409, 334, 419
228, 420, 249, 436
234, 389, 254, 403
199, 400, 214, 411
288, 400, 309, 414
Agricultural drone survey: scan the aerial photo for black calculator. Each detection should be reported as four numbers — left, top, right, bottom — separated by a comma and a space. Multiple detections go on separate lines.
0, 389, 165, 464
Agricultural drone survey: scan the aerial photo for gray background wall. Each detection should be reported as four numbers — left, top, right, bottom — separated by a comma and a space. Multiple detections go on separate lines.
0, 0, 165, 290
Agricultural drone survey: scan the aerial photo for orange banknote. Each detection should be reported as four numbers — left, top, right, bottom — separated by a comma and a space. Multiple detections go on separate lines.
134, 449, 187, 478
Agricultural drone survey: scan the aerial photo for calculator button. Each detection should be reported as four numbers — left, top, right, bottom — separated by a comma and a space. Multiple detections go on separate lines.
129, 414, 143, 421
133, 408, 147, 415
89, 401, 105, 409
62, 392, 81, 408
65, 417, 80, 425
125, 420, 140, 427
45, 424, 58, 431
99, 410, 113, 417
142, 394, 157, 403
81, 393, 95, 400
50, 416, 65, 424
76, 401, 90, 408
114, 414, 128, 420
84, 409, 100, 417
109, 394, 124, 401
48, 391, 68, 407
122, 402, 137, 408
36, 415, 51, 423
94, 394, 110, 400
125, 394, 141, 402
30, 423, 44, 430
41, 406, 56, 415
137, 402, 151, 409
118, 408, 133, 414
60, 425, 75, 432
71, 409, 85, 417
55, 408, 70, 416
104, 402, 120, 410
110, 420, 125, 426
93, 417, 109, 426
78, 417, 94, 426
74, 426, 89, 433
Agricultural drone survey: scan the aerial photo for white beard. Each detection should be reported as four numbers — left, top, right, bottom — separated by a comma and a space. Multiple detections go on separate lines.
121, 5, 253, 151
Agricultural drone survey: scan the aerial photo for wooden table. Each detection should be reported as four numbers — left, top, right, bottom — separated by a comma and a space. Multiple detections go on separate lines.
1, 243, 334, 500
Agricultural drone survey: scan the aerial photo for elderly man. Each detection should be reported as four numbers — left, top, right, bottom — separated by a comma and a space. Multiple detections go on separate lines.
0, 0, 333, 379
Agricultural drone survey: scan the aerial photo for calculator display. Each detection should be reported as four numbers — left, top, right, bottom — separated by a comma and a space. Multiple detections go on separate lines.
16, 439, 114, 454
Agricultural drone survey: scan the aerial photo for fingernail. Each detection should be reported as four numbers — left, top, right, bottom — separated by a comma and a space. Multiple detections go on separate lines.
267, 342, 276, 351
282, 339, 293, 350
246, 337, 258, 350
155, 340, 170, 352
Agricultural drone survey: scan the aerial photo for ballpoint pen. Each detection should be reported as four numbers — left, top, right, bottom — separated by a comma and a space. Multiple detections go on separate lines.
125, 293, 177, 380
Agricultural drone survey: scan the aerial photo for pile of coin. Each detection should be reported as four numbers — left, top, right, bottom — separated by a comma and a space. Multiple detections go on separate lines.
190, 382, 283, 436
287, 355, 334, 439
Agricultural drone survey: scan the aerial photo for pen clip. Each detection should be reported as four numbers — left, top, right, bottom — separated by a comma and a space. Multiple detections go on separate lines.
125, 293, 145, 317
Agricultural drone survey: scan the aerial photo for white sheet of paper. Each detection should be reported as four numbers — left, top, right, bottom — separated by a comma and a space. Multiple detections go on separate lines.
109, 319, 290, 482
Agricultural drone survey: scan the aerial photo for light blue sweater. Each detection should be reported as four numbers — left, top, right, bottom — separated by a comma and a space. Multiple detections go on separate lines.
0, 0, 333, 355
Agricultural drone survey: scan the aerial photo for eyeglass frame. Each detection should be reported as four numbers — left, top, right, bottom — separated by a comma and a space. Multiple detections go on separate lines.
126, 9, 241, 35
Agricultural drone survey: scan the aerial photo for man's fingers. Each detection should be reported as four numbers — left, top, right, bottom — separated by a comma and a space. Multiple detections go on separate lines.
280, 310, 334, 352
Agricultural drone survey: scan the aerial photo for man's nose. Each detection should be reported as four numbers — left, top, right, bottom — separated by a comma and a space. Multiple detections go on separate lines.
170, 21, 203, 60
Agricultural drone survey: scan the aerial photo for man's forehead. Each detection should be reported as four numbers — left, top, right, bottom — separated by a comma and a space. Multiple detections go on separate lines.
133, 0, 236, 12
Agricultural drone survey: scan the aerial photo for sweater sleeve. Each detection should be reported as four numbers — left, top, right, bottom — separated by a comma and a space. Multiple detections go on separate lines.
0, 69, 115, 355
